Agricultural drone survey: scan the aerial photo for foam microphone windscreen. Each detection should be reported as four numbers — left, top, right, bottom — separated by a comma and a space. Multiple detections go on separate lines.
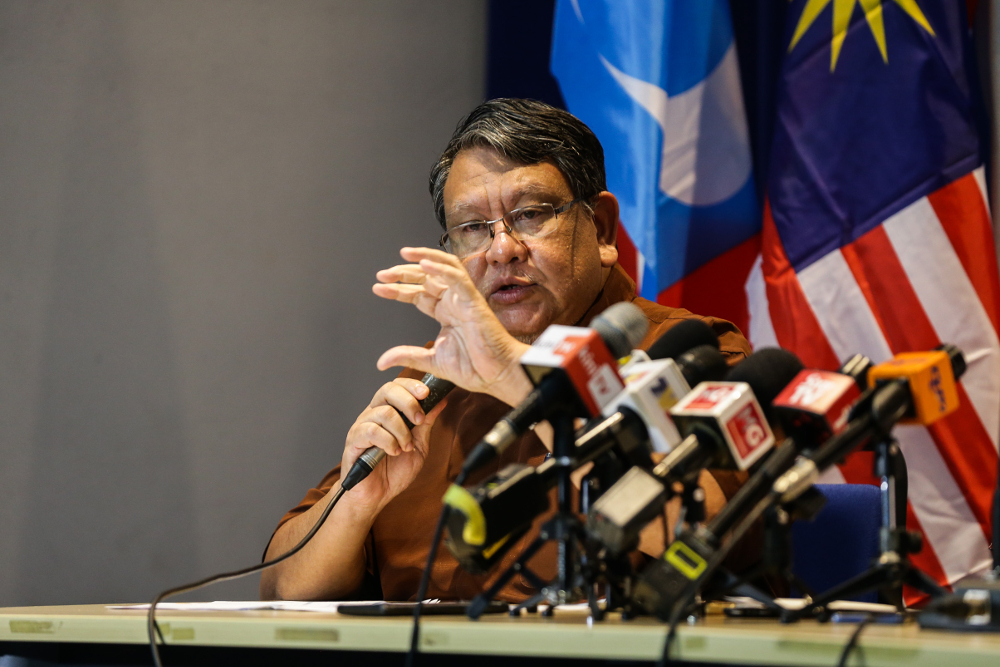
590, 302, 649, 359
724, 347, 805, 422
646, 318, 720, 361
677, 344, 729, 387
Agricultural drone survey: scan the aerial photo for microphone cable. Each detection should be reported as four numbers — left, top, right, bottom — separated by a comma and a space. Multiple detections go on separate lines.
148, 373, 451, 666
405, 469, 467, 667
836, 612, 874, 667
147, 484, 347, 667
655, 495, 771, 667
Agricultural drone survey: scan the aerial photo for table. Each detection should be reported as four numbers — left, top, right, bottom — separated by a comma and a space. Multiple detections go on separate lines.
2, 604, 1000, 666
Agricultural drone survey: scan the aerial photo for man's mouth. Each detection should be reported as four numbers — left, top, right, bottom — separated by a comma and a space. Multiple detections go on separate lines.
490, 281, 536, 304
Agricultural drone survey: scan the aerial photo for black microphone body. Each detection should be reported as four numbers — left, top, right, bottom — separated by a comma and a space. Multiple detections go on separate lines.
445, 406, 652, 572
341, 374, 455, 491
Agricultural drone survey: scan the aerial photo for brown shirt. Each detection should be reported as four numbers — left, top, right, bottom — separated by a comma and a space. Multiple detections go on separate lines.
273, 264, 752, 601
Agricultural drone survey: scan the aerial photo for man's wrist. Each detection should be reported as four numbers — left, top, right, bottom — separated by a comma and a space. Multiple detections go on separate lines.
490, 341, 534, 407
334, 482, 386, 526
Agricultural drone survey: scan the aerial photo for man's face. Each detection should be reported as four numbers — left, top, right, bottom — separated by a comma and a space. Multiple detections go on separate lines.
442, 147, 618, 342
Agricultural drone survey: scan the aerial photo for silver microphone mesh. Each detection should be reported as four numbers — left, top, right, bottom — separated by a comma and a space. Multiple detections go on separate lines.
590, 301, 648, 358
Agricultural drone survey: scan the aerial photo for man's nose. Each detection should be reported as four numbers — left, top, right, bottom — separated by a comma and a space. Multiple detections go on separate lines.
485, 220, 528, 264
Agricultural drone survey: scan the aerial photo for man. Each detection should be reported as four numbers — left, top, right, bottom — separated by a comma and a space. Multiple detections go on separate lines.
260, 99, 751, 602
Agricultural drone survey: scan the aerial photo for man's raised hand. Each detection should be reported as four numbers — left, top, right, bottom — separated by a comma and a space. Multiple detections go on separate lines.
372, 247, 531, 406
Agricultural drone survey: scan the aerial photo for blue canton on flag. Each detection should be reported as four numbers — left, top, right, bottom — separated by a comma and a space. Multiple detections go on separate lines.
767, 0, 982, 273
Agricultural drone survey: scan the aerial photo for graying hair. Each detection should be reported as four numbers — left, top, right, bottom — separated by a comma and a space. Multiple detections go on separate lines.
429, 98, 606, 229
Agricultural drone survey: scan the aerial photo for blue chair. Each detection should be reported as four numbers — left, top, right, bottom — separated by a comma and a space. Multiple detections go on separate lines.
791, 483, 882, 603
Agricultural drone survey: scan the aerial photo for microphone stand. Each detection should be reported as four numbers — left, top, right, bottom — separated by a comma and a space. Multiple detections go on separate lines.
673, 486, 823, 619
467, 411, 590, 619
782, 435, 944, 621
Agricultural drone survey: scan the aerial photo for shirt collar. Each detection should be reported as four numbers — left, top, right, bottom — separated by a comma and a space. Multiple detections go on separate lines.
576, 263, 636, 328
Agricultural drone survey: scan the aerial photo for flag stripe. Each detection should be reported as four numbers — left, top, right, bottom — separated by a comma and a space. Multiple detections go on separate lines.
839, 227, 940, 350
927, 169, 1000, 338
760, 203, 841, 370
894, 426, 993, 584
839, 222, 997, 536
796, 248, 892, 366
794, 247, 980, 593
883, 197, 1000, 446
657, 234, 760, 336
745, 254, 780, 348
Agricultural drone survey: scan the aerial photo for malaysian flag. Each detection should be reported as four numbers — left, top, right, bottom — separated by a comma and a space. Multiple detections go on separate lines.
746, 0, 999, 596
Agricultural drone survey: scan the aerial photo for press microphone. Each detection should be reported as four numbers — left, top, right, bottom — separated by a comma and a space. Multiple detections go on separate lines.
587, 349, 803, 556
443, 340, 728, 572
605, 345, 728, 453
701, 353, 868, 545
771, 363, 866, 450
773, 345, 965, 504
341, 374, 455, 491
619, 318, 721, 372
609, 318, 724, 454
443, 407, 652, 573
459, 302, 647, 480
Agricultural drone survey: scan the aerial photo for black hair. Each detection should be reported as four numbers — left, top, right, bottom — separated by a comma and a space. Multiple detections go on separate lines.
429, 98, 606, 229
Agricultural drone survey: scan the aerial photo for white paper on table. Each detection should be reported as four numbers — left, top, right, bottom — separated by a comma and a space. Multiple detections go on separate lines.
725, 597, 900, 613
105, 600, 385, 613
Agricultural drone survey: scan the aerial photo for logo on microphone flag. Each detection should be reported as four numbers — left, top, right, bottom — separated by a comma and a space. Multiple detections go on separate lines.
550, 0, 760, 331
746, 0, 1000, 600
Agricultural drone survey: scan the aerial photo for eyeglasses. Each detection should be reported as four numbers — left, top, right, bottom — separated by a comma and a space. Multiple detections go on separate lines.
439, 198, 586, 258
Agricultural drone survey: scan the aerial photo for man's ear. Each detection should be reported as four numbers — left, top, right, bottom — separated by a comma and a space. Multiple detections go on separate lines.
591, 191, 620, 269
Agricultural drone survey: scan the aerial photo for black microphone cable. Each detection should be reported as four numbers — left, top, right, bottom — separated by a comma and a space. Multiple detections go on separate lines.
147, 483, 348, 667
146, 371, 452, 665
655, 495, 772, 667
836, 612, 874, 667
405, 468, 468, 667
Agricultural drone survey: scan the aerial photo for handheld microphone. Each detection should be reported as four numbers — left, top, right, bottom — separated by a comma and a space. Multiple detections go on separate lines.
772, 345, 965, 504
459, 302, 646, 479
341, 374, 455, 491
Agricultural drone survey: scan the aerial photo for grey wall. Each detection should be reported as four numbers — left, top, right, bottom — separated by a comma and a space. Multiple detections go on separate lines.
0, 0, 485, 605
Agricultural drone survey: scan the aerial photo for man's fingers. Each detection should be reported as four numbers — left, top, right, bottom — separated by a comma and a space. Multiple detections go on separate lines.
411, 397, 449, 453
375, 381, 428, 427
376, 264, 426, 284
386, 377, 431, 400
418, 259, 482, 300
417, 258, 468, 283
350, 421, 404, 457
367, 404, 415, 452
421, 397, 448, 428
372, 282, 425, 303
377, 345, 435, 375
422, 276, 448, 299
400, 246, 461, 268
412, 291, 442, 318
